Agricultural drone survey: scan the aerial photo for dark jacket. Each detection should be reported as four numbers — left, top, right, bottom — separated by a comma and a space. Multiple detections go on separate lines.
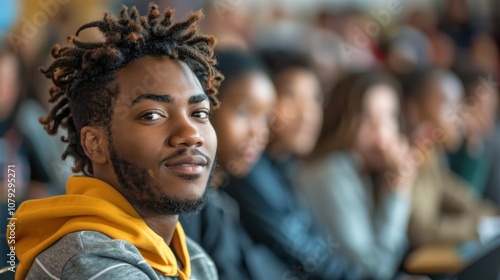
484, 122, 500, 206
180, 192, 288, 280
224, 153, 363, 280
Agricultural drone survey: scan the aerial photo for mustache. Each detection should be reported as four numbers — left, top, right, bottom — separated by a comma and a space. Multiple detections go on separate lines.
160, 148, 212, 167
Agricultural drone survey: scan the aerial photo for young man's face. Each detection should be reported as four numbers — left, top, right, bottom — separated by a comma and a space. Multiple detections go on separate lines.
272, 68, 323, 157
107, 56, 217, 215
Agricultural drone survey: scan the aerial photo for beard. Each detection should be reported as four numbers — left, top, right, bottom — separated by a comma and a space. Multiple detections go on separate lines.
109, 144, 216, 215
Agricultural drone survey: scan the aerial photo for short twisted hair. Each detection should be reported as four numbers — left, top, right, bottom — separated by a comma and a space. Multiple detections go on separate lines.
39, 3, 223, 176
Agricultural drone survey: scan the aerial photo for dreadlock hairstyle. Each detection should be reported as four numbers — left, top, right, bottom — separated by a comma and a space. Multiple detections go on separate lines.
39, 2, 223, 176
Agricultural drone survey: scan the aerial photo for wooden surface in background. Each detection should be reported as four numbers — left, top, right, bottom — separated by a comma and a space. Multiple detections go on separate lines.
404, 245, 467, 275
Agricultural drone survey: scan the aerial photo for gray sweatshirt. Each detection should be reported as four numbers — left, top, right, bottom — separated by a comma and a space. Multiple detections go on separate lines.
25, 231, 217, 280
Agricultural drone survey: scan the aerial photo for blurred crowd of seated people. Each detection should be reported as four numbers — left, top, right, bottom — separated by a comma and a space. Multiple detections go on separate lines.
2, 0, 500, 279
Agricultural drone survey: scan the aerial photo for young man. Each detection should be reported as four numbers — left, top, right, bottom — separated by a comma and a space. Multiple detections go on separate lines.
11, 3, 222, 279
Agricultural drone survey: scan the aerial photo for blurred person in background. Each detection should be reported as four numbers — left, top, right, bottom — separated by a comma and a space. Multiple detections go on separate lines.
447, 68, 499, 198
429, 32, 457, 70
224, 49, 365, 280
296, 71, 415, 280
439, 0, 483, 50
328, 6, 378, 70
200, 0, 253, 50
0, 44, 50, 275
258, 49, 324, 159
383, 26, 432, 75
400, 68, 499, 247
0, 46, 50, 200
15, 53, 74, 196
469, 33, 499, 73
180, 49, 288, 280
254, 4, 345, 93
405, 5, 438, 37
3, 0, 113, 197
404, 5, 457, 70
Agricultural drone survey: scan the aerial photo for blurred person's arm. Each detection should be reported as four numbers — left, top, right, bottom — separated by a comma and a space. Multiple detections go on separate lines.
409, 156, 489, 247
442, 171, 499, 216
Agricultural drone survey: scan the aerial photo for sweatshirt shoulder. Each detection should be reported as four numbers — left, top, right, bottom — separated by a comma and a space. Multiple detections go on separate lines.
26, 231, 159, 279
185, 236, 218, 280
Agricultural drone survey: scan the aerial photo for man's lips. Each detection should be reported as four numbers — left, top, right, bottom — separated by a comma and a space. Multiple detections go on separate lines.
165, 155, 207, 166
163, 155, 208, 176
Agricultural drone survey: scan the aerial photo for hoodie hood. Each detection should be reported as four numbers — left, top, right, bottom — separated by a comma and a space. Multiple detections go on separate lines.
12, 176, 191, 280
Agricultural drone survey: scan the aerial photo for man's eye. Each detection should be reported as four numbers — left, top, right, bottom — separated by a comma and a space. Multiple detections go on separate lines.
192, 110, 210, 119
141, 112, 163, 121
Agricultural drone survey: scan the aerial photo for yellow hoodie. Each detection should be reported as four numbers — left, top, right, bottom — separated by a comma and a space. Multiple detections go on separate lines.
11, 176, 191, 280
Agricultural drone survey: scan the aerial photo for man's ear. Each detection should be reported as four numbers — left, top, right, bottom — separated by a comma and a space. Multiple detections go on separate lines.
80, 126, 109, 165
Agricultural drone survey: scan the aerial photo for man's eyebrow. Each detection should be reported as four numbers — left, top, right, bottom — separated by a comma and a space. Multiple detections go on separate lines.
188, 94, 208, 104
131, 94, 174, 105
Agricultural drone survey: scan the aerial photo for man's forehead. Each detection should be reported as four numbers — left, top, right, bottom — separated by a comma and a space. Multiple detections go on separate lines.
116, 56, 205, 102
120, 56, 202, 82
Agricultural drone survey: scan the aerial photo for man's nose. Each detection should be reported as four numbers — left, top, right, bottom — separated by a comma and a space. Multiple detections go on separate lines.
168, 117, 205, 148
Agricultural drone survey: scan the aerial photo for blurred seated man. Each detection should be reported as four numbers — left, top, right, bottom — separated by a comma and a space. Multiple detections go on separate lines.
12, 4, 222, 279
399, 69, 499, 248
447, 68, 498, 198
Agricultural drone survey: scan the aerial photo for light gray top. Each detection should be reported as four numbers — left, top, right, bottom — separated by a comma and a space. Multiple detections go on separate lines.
295, 152, 411, 280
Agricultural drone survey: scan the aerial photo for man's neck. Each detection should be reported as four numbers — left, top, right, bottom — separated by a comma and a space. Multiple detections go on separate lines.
93, 170, 179, 246
134, 209, 179, 246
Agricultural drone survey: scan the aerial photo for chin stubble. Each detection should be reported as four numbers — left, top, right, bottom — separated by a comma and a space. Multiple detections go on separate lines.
109, 144, 217, 215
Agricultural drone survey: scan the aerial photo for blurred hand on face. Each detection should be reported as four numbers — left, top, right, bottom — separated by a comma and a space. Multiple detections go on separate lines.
355, 84, 416, 194
382, 135, 417, 194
